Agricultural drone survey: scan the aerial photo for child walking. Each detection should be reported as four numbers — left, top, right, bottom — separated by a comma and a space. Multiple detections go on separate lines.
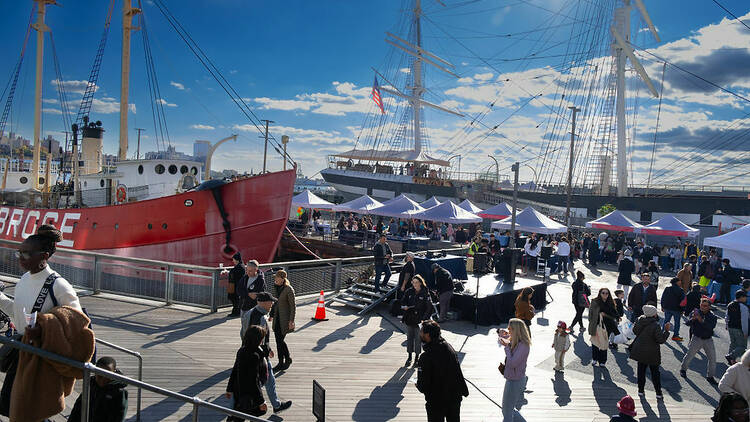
552, 321, 571, 371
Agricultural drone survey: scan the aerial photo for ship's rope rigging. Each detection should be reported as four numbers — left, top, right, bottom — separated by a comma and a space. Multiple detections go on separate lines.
138, 3, 172, 154
0, 4, 35, 142
149, 0, 295, 168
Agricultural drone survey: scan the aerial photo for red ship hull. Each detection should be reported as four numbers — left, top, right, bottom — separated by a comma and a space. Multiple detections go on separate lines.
0, 170, 295, 267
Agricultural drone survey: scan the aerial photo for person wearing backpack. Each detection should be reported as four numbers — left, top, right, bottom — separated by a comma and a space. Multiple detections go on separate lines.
0, 225, 82, 416
570, 271, 591, 332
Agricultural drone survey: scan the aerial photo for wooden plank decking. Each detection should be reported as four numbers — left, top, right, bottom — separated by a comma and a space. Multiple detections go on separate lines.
0, 261, 720, 421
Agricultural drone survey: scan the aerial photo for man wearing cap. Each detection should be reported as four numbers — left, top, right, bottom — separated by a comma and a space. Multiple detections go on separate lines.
433, 264, 454, 322
627, 273, 657, 321
726, 290, 749, 365
227, 253, 245, 318
609, 395, 637, 421
373, 235, 393, 294
241, 292, 292, 414
680, 297, 718, 384
237, 260, 266, 316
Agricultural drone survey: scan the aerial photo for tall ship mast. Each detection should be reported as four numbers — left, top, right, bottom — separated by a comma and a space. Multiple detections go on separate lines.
0, 1, 295, 266
321, 0, 750, 222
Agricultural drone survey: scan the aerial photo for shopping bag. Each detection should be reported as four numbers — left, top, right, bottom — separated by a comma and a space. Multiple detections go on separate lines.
618, 321, 634, 340
590, 319, 609, 350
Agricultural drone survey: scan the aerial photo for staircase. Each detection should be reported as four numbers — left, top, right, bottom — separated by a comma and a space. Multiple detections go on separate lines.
331, 276, 399, 315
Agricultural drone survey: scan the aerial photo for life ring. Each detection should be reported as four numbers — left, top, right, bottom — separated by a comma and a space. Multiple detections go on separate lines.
116, 185, 127, 203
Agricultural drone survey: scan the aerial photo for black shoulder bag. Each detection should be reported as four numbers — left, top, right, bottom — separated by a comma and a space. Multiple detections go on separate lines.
0, 274, 58, 372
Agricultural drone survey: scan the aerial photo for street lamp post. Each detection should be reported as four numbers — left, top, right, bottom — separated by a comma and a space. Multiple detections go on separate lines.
448, 154, 461, 179
488, 155, 499, 184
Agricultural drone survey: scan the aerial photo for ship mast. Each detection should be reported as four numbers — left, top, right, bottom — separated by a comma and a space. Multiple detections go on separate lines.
412, 0, 424, 156
611, 0, 660, 197
119, 0, 141, 161
31, 0, 56, 190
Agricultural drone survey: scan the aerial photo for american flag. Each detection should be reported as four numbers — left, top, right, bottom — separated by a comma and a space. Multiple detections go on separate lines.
371, 77, 385, 114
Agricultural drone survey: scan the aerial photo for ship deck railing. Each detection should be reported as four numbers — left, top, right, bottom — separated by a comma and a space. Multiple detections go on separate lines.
0, 239, 466, 315
0, 334, 269, 422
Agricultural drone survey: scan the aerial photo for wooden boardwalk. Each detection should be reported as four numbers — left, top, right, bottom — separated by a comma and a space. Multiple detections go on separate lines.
0, 261, 719, 421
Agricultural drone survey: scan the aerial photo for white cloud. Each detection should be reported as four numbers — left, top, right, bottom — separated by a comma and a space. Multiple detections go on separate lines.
50, 79, 97, 95
42, 108, 62, 115
91, 98, 136, 114
253, 97, 313, 112
399, 68, 410, 74
157, 98, 177, 107
251, 81, 384, 116
42, 98, 58, 104
170, 81, 185, 90
190, 124, 215, 130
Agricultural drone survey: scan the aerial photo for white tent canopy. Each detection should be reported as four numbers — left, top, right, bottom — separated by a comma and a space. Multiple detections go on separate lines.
491, 206, 568, 234
332, 195, 384, 214
637, 214, 699, 237
291, 189, 334, 209
369, 195, 425, 218
412, 201, 482, 224
419, 196, 442, 209
479, 202, 513, 219
704, 224, 750, 269
458, 199, 483, 214
585, 210, 643, 233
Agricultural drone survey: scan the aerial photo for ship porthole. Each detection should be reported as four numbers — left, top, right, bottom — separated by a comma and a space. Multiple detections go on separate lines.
180, 165, 188, 174
138, 165, 144, 175
168, 165, 177, 175
100, 179, 105, 188
19, 177, 27, 184
155, 164, 165, 175
92, 223, 97, 229
191, 167, 198, 175
148, 223, 153, 230
114, 223, 119, 230
162, 223, 167, 229
39, 177, 44, 185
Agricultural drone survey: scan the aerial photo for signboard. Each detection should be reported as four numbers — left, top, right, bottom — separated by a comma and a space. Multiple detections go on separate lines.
312, 380, 325, 422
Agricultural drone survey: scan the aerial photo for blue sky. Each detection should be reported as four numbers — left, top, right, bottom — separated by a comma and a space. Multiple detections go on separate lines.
0, 0, 749, 186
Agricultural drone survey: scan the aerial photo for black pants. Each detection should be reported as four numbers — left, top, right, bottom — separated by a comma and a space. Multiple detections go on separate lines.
274, 326, 291, 364
720, 282, 732, 304
523, 319, 532, 338
637, 362, 662, 394
228, 292, 240, 315
592, 345, 607, 364
0, 359, 16, 416
571, 305, 586, 330
426, 400, 461, 422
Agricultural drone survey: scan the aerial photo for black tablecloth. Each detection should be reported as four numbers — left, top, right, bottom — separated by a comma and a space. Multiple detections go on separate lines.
414, 255, 468, 288
451, 282, 547, 326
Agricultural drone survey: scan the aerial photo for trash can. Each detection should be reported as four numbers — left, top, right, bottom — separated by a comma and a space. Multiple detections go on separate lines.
502, 248, 521, 283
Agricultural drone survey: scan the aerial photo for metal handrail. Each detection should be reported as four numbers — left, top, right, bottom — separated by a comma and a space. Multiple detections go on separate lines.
95, 338, 143, 422
0, 336, 269, 422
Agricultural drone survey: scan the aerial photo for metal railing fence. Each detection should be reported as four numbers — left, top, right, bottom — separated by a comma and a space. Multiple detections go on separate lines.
0, 335, 268, 422
0, 238, 467, 312
94, 338, 143, 422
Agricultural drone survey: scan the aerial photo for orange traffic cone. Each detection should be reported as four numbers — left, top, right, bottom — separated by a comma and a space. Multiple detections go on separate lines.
312, 290, 328, 321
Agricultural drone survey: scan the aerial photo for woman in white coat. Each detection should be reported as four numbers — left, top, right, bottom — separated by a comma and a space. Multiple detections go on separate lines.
719, 349, 750, 403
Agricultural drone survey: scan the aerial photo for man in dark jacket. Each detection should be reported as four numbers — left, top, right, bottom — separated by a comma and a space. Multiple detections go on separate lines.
718, 258, 741, 304
433, 264, 454, 322
661, 277, 686, 341
627, 273, 657, 321
417, 321, 468, 422
69, 357, 128, 422
680, 298, 718, 384
488, 234, 501, 256
237, 260, 266, 315
373, 235, 393, 293
684, 283, 702, 317
227, 252, 245, 318
725, 290, 749, 365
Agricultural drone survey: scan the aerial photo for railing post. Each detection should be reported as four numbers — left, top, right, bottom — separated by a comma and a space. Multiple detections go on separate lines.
192, 397, 200, 422
92, 255, 101, 294
81, 363, 91, 422
210, 269, 218, 313
166, 265, 174, 306
136, 353, 143, 421
334, 259, 342, 292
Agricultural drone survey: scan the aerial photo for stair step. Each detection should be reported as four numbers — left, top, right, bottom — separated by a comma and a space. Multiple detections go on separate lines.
332, 297, 367, 309
349, 287, 383, 298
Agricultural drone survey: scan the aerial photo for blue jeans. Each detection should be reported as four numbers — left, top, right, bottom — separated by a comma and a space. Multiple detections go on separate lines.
557, 256, 570, 274
501, 377, 527, 422
264, 358, 281, 408
663, 309, 681, 337
374, 264, 391, 292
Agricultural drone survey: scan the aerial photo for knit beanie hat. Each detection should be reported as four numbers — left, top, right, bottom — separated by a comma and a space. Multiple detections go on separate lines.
617, 395, 637, 417
642, 304, 658, 318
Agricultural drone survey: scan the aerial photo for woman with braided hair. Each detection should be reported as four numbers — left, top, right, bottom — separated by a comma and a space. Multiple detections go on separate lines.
0, 224, 82, 416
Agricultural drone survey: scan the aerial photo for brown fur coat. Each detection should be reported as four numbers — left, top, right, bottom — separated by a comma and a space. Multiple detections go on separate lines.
10, 306, 94, 422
